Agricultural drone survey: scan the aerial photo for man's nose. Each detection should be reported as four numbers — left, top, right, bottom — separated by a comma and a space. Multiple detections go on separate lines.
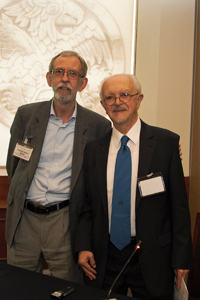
115, 96, 123, 105
61, 72, 70, 81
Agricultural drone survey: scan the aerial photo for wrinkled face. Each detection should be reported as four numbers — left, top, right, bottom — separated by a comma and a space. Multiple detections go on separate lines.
101, 75, 143, 133
46, 55, 87, 105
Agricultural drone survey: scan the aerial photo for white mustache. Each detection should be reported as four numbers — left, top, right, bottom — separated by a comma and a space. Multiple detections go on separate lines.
112, 105, 127, 112
56, 83, 72, 91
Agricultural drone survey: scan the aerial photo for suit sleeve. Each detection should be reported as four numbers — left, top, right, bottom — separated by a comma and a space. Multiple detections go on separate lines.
74, 146, 95, 254
169, 136, 193, 269
6, 108, 24, 183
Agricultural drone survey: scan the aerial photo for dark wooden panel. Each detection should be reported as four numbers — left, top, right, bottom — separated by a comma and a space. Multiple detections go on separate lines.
185, 176, 189, 197
0, 176, 9, 203
0, 176, 9, 262
188, 212, 200, 299
0, 207, 7, 262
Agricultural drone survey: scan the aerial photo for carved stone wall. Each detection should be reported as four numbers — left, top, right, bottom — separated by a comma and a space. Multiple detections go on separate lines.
0, 0, 136, 166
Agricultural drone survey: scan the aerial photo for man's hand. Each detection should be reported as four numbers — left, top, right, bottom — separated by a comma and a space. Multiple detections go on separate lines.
78, 251, 97, 280
174, 269, 189, 290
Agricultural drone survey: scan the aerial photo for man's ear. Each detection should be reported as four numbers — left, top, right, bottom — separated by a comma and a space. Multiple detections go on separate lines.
137, 94, 144, 109
78, 77, 88, 92
100, 100, 106, 110
46, 72, 52, 87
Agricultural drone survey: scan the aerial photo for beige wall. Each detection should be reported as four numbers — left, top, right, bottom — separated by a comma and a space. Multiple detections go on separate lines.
135, 0, 196, 176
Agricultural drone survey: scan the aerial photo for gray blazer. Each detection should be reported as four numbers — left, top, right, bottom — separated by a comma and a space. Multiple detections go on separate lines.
6, 100, 111, 253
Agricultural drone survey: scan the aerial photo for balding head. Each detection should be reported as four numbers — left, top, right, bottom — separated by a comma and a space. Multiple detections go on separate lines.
100, 74, 142, 100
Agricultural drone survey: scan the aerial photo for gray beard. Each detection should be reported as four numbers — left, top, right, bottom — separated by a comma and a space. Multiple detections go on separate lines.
54, 91, 74, 104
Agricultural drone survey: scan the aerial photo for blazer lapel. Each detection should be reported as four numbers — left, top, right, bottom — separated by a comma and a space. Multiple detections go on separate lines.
96, 130, 112, 214
70, 104, 88, 194
28, 101, 51, 183
136, 120, 156, 208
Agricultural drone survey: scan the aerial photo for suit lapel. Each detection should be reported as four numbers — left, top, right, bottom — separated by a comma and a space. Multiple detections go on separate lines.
70, 104, 88, 194
28, 101, 51, 183
95, 122, 156, 215
96, 130, 112, 214
92, 121, 156, 213
136, 120, 156, 208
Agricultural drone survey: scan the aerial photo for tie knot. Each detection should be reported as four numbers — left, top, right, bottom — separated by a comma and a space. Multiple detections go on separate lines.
121, 135, 129, 146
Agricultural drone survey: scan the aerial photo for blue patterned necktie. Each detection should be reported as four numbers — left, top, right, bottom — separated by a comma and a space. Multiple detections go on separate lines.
110, 135, 132, 250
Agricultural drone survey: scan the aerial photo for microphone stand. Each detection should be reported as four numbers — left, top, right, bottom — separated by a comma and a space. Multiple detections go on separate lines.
106, 240, 142, 300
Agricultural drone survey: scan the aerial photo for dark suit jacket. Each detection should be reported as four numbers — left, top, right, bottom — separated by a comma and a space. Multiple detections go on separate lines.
75, 120, 193, 298
6, 100, 111, 254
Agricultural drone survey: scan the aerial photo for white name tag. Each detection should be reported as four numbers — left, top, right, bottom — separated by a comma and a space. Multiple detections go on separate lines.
138, 172, 165, 197
13, 141, 34, 161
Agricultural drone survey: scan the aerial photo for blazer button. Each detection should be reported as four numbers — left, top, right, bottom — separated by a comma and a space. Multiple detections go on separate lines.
19, 209, 23, 214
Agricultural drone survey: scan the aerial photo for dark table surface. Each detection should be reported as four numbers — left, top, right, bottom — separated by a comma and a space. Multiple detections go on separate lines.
0, 263, 135, 300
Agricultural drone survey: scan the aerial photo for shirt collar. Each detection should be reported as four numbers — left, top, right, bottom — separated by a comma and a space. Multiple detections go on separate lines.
112, 117, 141, 148
50, 99, 77, 120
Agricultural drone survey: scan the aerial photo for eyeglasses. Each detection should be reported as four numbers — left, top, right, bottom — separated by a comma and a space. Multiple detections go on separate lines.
50, 68, 84, 79
103, 92, 139, 106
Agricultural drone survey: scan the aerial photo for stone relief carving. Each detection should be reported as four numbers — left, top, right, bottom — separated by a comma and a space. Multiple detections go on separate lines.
0, 0, 125, 129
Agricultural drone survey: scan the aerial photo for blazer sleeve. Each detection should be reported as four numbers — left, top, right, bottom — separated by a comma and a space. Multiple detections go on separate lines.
6, 108, 24, 183
169, 136, 193, 269
74, 148, 94, 254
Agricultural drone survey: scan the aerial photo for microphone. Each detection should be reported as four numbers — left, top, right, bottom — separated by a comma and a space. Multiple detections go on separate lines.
106, 240, 142, 300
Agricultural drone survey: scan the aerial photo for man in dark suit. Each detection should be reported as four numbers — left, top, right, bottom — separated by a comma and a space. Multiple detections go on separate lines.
6, 51, 111, 282
75, 74, 193, 299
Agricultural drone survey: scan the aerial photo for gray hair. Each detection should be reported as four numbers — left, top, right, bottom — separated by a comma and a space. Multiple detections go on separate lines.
99, 74, 142, 99
48, 51, 88, 77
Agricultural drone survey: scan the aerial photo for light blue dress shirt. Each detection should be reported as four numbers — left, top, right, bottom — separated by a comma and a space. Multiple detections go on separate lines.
27, 100, 76, 205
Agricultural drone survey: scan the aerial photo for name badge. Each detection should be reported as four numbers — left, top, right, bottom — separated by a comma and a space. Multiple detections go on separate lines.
13, 140, 34, 161
138, 172, 166, 197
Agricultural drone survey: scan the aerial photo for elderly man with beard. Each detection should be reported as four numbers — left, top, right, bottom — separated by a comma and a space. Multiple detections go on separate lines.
6, 51, 111, 282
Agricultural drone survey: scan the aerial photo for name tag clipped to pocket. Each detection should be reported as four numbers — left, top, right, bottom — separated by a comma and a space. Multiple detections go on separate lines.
13, 136, 34, 161
138, 172, 166, 197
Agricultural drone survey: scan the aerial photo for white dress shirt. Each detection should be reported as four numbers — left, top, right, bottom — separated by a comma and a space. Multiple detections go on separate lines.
107, 117, 141, 236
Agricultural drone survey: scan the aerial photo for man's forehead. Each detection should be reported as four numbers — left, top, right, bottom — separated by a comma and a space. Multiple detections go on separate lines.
103, 75, 134, 93
53, 55, 81, 68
